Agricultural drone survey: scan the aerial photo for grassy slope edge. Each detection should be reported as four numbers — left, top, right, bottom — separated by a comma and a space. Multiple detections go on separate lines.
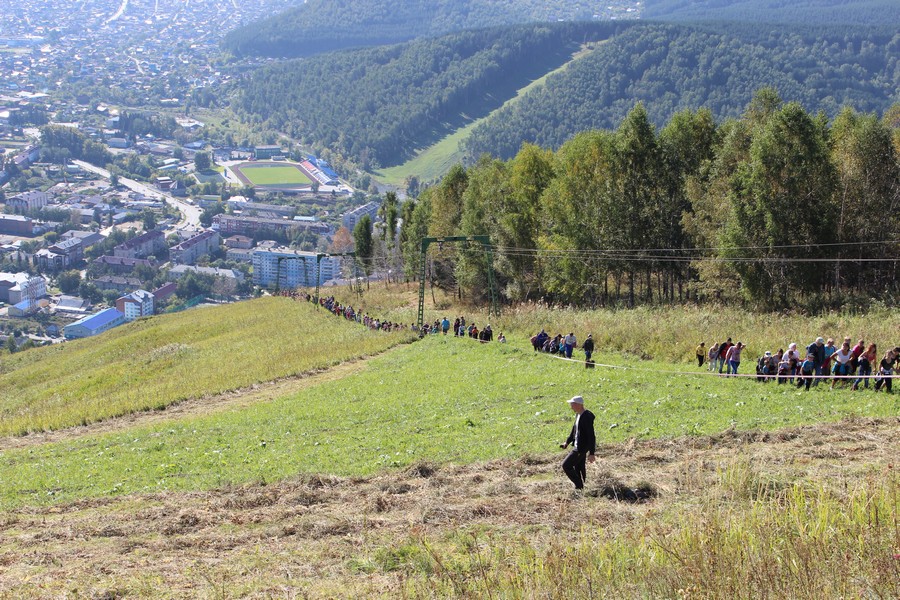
0, 297, 415, 437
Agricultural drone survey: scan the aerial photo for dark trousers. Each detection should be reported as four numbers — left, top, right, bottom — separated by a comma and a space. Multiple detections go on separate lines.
562, 450, 588, 489
697, 355, 704, 367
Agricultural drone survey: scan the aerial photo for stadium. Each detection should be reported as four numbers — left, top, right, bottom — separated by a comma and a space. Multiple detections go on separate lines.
229, 156, 341, 192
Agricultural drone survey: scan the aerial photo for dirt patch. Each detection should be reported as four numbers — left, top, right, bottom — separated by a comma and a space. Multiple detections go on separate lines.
0, 416, 896, 598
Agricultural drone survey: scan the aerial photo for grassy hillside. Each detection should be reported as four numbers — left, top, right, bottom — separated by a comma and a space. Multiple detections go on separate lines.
0, 296, 897, 596
1, 336, 897, 509
0, 297, 414, 437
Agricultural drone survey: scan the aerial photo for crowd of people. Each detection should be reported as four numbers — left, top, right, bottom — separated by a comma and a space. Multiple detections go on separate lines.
530, 330, 595, 361
417, 316, 506, 343
697, 337, 897, 392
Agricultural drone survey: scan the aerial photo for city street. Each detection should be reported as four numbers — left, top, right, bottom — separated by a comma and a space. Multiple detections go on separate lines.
72, 160, 202, 231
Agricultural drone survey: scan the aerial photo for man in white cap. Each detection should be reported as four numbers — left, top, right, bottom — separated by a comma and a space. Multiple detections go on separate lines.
560, 395, 596, 491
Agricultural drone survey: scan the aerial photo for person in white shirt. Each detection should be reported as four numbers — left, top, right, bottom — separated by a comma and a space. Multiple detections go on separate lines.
831, 341, 853, 389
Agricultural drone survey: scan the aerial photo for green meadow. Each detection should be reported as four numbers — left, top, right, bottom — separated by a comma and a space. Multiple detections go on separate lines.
1, 336, 896, 509
0, 297, 414, 436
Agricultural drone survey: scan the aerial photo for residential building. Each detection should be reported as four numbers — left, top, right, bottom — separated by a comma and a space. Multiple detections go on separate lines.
92, 275, 142, 293
64, 307, 126, 339
224, 235, 253, 249
226, 247, 254, 262
252, 246, 339, 289
0, 214, 33, 236
13, 145, 40, 170
170, 230, 220, 264
155, 176, 178, 191
230, 200, 295, 218
34, 237, 83, 270
115, 289, 154, 321
0, 272, 47, 303
152, 282, 177, 304
342, 202, 379, 232
212, 214, 329, 237
6, 190, 50, 212
61, 230, 105, 249
113, 229, 166, 259
93, 255, 155, 275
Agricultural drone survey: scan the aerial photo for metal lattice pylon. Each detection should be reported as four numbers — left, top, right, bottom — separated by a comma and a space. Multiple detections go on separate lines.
417, 236, 498, 331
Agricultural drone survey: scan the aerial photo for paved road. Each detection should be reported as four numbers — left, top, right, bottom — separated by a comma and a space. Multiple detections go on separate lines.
73, 160, 202, 230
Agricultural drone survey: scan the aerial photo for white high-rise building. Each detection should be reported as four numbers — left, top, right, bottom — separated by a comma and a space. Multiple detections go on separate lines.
252, 247, 339, 289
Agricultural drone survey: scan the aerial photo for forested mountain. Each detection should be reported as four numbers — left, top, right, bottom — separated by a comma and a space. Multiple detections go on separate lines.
233, 23, 621, 169
398, 93, 900, 309
463, 23, 900, 160
644, 0, 900, 26
224, 0, 897, 58
222, 0, 633, 57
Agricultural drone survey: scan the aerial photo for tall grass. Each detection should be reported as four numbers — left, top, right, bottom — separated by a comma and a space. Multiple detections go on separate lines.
343, 283, 900, 362
0, 297, 415, 436
401, 467, 900, 598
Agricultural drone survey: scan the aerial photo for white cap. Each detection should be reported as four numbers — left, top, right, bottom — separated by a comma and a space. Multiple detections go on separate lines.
567, 395, 584, 405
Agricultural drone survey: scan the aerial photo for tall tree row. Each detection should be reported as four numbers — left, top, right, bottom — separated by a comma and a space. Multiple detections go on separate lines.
400, 91, 900, 309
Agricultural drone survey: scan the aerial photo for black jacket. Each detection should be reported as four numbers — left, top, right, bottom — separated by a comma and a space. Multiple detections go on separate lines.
583, 338, 595, 353
565, 409, 596, 454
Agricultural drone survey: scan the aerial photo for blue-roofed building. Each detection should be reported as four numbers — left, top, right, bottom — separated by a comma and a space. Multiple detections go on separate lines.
7, 299, 34, 318
64, 307, 126, 340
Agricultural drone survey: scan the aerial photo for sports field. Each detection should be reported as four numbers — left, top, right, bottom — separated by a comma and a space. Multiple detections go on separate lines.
233, 162, 312, 186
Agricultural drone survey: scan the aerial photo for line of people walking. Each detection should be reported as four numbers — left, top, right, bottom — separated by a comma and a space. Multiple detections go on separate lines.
418, 316, 506, 343
698, 337, 897, 392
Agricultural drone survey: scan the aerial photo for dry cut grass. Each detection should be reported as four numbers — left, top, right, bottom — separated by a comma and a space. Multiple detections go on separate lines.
0, 417, 896, 598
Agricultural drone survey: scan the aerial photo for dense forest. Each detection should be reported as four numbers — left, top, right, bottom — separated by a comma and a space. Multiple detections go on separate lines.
643, 0, 900, 26
395, 91, 900, 310
233, 23, 621, 169
223, 0, 629, 57
463, 23, 900, 160
233, 21, 899, 169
